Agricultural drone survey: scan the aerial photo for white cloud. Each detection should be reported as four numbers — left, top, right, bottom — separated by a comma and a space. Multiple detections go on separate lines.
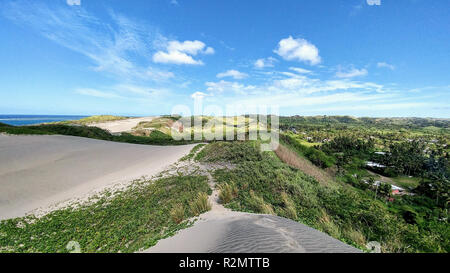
167, 40, 211, 55
377, 62, 395, 70
274, 36, 321, 65
114, 84, 165, 97
75, 88, 120, 99
76, 84, 167, 100
153, 39, 214, 65
274, 77, 311, 90
145, 68, 174, 81
335, 66, 368, 78
216, 69, 248, 80
204, 47, 215, 54
3, 2, 177, 83
66, 0, 81, 6
191, 91, 208, 100
289, 67, 312, 74
236, 92, 392, 109
206, 80, 255, 94
254, 57, 277, 69
153, 50, 203, 65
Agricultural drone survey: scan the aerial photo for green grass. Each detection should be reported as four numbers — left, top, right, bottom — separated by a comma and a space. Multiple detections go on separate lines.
180, 144, 206, 161
58, 115, 128, 125
199, 141, 448, 253
0, 122, 12, 127
0, 123, 114, 139
195, 141, 262, 163
133, 117, 176, 135
218, 182, 238, 204
0, 123, 200, 145
280, 133, 335, 168
390, 176, 421, 190
0, 175, 210, 253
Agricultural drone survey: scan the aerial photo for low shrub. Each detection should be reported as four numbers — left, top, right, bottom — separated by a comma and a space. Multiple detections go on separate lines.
189, 192, 211, 216
218, 182, 238, 204
170, 204, 185, 224
195, 141, 262, 163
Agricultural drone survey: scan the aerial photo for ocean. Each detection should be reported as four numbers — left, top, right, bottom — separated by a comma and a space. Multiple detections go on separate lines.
0, 115, 88, 126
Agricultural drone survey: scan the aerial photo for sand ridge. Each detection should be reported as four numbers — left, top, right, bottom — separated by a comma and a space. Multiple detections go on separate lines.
87, 116, 158, 134
0, 134, 196, 219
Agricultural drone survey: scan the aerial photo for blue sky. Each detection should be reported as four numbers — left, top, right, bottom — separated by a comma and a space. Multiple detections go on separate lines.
0, 0, 449, 117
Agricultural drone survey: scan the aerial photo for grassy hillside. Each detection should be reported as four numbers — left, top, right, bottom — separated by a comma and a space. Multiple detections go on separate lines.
56, 115, 128, 125
198, 141, 448, 252
0, 175, 210, 253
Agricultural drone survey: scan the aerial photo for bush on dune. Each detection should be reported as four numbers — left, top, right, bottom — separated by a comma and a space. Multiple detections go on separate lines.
189, 192, 211, 216
170, 203, 186, 224
218, 182, 238, 204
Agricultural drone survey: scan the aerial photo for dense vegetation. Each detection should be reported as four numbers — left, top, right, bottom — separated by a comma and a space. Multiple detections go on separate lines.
0, 175, 210, 253
199, 141, 449, 252
280, 115, 450, 130
275, 116, 449, 252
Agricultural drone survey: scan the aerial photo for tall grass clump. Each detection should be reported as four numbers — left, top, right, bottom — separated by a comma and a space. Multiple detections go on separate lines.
281, 192, 297, 220
248, 190, 275, 215
170, 204, 185, 224
218, 182, 238, 204
189, 192, 211, 216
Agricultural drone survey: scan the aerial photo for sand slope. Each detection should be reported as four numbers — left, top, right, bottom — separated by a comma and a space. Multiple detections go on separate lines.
88, 116, 157, 133
145, 210, 361, 253
0, 134, 196, 219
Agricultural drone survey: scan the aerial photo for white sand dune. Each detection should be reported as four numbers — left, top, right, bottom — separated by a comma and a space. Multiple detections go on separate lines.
87, 116, 157, 133
0, 134, 196, 220
145, 186, 361, 253
145, 210, 361, 253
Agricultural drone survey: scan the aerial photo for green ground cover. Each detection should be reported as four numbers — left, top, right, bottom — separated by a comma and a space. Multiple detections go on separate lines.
198, 141, 449, 253
0, 175, 210, 253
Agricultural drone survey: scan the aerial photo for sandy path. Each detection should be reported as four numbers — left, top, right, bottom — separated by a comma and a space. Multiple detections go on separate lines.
0, 134, 196, 220
144, 154, 361, 253
88, 116, 157, 133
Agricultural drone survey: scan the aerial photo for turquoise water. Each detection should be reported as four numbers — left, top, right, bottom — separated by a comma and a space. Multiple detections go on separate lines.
0, 115, 88, 126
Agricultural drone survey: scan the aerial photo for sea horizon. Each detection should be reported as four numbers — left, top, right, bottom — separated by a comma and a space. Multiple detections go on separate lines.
0, 114, 89, 126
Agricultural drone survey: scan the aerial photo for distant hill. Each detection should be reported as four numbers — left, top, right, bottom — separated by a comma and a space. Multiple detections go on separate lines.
279, 115, 450, 129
